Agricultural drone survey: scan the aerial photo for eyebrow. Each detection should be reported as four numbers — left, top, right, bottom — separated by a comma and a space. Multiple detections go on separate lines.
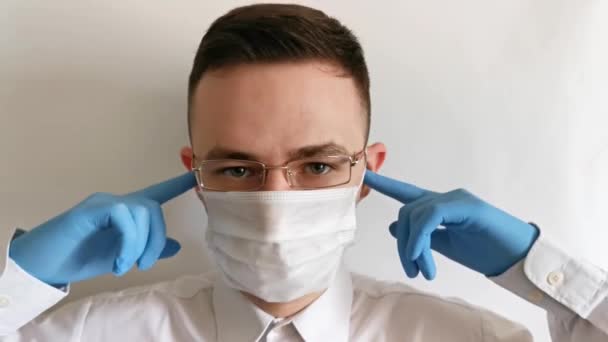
203, 147, 258, 161
202, 143, 351, 162
287, 143, 350, 160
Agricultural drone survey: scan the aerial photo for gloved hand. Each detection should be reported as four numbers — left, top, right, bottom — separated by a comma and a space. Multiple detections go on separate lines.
364, 170, 539, 279
8, 172, 197, 286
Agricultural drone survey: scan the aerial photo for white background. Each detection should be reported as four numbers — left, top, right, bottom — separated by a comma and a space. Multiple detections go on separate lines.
1, 1, 607, 341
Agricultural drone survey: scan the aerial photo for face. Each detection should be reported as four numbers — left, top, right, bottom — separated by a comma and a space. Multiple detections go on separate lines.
181, 60, 385, 198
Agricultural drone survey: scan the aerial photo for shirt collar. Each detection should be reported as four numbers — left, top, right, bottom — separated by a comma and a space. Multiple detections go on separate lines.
212, 265, 353, 342
212, 277, 273, 342
290, 266, 353, 342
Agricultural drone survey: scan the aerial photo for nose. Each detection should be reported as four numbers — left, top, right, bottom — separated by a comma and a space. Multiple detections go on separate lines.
260, 168, 292, 191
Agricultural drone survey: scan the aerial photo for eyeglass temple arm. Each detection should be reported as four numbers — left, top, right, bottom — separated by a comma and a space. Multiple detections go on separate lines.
350, 148, 368, 166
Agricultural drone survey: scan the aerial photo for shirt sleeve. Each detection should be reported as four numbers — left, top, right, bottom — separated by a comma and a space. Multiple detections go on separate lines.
0, 227, 69, 336
491, 232, 608, 342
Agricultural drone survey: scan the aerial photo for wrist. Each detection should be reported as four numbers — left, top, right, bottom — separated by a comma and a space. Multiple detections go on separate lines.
508, 221, 540, 268
8, 233, 54, 285
8, 233, 34, 276
518, 222, 540, 258
489, 222, 540, 277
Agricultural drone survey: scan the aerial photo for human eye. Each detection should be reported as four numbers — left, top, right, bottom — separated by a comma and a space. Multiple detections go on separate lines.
303, 162, 334, 175
220, 166, 253, 178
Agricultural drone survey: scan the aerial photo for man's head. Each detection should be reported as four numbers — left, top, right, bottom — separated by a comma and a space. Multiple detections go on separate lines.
180, 3, 385, 194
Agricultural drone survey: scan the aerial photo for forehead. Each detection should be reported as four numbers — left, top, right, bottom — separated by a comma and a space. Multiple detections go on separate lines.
190, 61, 367, 162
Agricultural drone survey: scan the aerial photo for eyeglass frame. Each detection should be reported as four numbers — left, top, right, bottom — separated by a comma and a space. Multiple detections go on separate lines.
191, 148, 367, 191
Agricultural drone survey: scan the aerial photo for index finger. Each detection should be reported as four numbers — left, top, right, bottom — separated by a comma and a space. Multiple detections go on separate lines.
364, 170, 431, 203
129, 172, 197, 204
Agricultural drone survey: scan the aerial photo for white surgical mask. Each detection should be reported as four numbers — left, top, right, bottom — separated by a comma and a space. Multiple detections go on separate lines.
200, 185, 359, 302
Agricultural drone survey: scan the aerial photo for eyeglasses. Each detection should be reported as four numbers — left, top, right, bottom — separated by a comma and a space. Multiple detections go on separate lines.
192, 150, 366, 191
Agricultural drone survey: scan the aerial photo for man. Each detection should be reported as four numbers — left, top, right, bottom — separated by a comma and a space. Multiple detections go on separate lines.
0, 3, 606, 341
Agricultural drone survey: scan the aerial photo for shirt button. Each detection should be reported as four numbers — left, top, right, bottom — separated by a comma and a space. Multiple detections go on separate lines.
547, 271, 564, 286
0, 295, 10, 308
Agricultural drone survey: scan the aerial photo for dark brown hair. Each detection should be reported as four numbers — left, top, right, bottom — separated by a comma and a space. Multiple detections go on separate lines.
187, 3, 371, 139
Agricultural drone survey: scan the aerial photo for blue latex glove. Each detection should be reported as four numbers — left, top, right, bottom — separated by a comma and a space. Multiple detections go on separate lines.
364, 170, 539, 280
9, 172, 197, 286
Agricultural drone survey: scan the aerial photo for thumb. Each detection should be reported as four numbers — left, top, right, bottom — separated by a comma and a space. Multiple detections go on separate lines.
159, 238, 181, 259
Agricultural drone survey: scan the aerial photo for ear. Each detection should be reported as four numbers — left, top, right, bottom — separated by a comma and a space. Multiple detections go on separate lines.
181, 146, 205, 194
359, 142, 386, 201
180, 146, 193, 170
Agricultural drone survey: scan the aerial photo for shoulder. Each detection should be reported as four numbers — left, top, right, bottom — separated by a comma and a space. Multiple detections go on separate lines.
27, 272, 220, 337
33, 272, 222, 339
350, 273, 532, 341
75, 271, 218, 314
351, 272, 482, 319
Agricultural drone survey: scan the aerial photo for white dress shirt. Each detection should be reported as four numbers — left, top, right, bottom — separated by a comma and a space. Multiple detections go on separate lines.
0, 227, 606, 341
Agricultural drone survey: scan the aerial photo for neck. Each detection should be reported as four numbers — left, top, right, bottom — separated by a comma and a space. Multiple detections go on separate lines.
242, 291, 324, 318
